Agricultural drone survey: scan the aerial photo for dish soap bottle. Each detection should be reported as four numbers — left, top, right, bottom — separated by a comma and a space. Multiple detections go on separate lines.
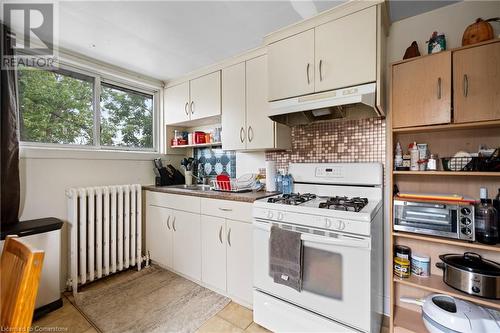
475, 187, 499, 245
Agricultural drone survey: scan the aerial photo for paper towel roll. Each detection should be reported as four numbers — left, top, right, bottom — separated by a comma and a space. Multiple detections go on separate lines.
265, 161, 277, 192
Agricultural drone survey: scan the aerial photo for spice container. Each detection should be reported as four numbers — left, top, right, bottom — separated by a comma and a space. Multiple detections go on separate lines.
411, 254, 430, 277
394, 257, 411, 278
428, 154, 438, 171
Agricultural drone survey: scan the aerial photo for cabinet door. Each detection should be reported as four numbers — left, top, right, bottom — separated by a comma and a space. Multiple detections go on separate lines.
226, 219, 253, 305
201, 215, 226, 292
392, 52, 451, 128
453, 42, 500, 123
315, 7, 376, 92
172, 210, 201, 281
268, 29, 315, 101
164, 82, 190, 125
222, 62, 247, 150
190, 71, 221, 121
145, 205, 173, 268
246, 55, 276, 150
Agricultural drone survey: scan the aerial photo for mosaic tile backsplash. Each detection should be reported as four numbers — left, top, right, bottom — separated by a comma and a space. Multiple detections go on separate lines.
194, 148, 236, 178
266, 117, 386, 171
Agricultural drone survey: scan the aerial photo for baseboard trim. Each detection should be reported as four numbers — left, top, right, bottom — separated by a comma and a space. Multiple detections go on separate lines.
33, 298, 64, 320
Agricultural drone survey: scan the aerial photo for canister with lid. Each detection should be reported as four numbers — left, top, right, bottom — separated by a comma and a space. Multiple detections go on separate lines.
411, 254, 431, 277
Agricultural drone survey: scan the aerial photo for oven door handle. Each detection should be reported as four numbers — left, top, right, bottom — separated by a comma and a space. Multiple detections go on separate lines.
253, 221, 370, 248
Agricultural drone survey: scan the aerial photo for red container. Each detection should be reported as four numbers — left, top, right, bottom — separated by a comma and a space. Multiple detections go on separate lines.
194, 131, 206, 144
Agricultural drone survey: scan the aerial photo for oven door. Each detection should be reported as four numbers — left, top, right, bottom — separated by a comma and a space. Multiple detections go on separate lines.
253, 220, 372, 332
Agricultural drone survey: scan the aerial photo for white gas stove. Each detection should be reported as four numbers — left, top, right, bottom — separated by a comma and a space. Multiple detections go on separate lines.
253, 163, 383, 333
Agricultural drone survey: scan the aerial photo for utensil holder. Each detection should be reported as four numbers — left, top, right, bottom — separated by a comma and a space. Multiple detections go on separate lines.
185, 171, 193, 185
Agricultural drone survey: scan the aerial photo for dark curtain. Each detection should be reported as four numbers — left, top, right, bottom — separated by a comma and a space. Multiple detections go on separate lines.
0, 23, 20, 226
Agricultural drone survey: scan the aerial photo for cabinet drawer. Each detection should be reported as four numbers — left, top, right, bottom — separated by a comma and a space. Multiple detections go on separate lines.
201, 198, 253, 223
146, 191, 200, 214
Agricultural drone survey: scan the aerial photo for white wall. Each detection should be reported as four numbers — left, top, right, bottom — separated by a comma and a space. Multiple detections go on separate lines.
235, 151, 266, 178
382, 0, 500, 314
18, 150, 182, 291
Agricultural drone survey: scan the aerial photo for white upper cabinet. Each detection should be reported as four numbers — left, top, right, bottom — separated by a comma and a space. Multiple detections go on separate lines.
246, 55, 277, 150
268, 29, 315, 101
222, 63, 247, 150
315, 6, 376, 92
164, 71, 221, 125
190, 71, 221, 121
267, 6, 379, 101
164, 82, 190, 125
221, 56, 291, 151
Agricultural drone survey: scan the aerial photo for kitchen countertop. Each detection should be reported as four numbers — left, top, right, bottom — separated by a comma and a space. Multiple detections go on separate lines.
142, 185, 278, 203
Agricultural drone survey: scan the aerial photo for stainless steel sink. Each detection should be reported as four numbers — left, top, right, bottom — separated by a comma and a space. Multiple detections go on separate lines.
167, 184, 212, 192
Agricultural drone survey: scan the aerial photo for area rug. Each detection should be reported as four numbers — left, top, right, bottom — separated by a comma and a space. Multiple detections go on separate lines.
74, 265, 230, 333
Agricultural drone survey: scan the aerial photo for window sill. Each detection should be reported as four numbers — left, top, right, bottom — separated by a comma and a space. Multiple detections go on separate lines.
20, 145, 166, 161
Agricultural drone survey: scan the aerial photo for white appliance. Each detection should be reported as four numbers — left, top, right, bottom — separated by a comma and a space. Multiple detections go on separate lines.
268, 83, 383, 126
253, 163, 384, 333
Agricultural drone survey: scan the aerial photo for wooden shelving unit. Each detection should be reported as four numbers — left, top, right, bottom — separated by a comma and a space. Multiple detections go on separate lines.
170, 142, 222, 149
393, 171, 500, 177
394, 275, 500, 310
389, 39, 500, 333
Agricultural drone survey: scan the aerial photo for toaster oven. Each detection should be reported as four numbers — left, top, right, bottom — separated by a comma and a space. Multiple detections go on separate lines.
393, 199, 475, 241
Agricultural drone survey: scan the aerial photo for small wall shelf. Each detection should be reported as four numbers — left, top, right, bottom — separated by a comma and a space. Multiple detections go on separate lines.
170, 142, 222, 149
394, 274, 500, 310
393, 171, 500, 177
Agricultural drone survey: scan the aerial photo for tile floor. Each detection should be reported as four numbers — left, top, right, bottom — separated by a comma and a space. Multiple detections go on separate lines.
31, 269, 389, 333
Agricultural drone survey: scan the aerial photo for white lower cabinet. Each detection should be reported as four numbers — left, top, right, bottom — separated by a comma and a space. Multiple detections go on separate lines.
201, 215, 227, 292
145, 205, 173, 268
172, 210, 201, 281
226, 219, 253, 305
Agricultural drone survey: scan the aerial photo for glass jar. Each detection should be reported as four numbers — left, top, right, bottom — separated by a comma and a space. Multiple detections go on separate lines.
475, 188, 499, 245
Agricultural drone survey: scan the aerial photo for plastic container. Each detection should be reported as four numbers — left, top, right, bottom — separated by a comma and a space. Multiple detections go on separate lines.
394, 245, 411, 260
394, 257, 411, 278
409, 142, 419, 171
411, 254, 430, 277
276, 170, 284, 193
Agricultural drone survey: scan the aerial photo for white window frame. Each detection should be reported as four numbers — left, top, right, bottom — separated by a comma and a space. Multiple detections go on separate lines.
18, 61, 160, 153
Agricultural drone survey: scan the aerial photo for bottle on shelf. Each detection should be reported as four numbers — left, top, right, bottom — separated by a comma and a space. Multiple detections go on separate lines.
409, 142, 419, 171
475, 187, 499, 245
394, 142, 403, 170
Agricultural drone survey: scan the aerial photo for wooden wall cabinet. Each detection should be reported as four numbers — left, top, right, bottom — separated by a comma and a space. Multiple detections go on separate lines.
453, 42, 500, 123
392, 40, 500, 129
392, 52, 452, 128
165, 71, 221, 125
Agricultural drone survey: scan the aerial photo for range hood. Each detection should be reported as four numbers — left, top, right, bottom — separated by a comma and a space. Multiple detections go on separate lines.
269, 83, 382, 126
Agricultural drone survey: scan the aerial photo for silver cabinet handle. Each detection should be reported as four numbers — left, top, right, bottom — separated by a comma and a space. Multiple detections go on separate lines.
184, 102, 189, 116
218, 207, 233, 212
172, 217, 176, 231
166, 215, 171, 230
190, 101, 194, 114
248, 126, 254, 142
437, 77, 442, 99
239, 127, 245, 143
319, 59, 323, 82
463, 74, 468, 97
218, 226, 223, 244
227, 228, 232, 247
306, 63, 310, 84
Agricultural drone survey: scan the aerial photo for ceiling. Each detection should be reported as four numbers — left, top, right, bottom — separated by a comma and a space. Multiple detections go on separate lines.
52, 1, 459, 81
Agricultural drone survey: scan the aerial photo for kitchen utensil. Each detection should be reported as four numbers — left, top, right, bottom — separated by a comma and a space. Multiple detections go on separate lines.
400, 294, 500, 333
436, 252, 500, 299
236, 173, 257, 188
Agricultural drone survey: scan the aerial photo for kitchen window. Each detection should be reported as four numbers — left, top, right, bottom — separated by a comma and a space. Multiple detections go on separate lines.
17, 65, 157, 151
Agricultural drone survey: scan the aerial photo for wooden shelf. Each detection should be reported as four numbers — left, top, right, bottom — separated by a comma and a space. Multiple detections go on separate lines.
393, 232, 500, 253
394, 274, 500, 310
393, 171, 500, 177
393, 306, 426, 333
170, 142, 222, 149
392, 120, 500, 134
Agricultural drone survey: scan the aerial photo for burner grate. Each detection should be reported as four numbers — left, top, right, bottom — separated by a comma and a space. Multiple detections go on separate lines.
267, 193, 317, 205
318, 196, 368, 212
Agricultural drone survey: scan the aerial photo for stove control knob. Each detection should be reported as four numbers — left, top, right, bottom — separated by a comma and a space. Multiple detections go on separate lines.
267, 210, 274, 219
337, 220, 346, 230
277, 212, 284, 221
325, 218, 332, 228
